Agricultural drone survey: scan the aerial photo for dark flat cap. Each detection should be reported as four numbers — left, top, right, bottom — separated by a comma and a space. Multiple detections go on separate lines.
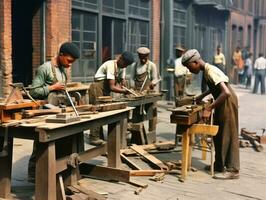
59, 42, 80, 59
121, 51, 135, 65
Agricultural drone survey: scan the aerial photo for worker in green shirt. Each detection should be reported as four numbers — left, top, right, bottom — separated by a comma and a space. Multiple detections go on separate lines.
28, 42, 80, 182
29, 42, 80, 105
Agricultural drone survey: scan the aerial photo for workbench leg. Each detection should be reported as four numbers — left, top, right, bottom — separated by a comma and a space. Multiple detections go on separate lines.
0, 137, 13, 199
36, 142, 56, 200
108, 121, 121, 168
201, 136, 207, 160
120, 118, 128, 149
188, 134, 194, 171
181, 129, 190, 181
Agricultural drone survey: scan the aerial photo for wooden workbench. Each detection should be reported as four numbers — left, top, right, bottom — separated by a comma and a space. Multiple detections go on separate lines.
169, 105, 218, 181
0, 107, 132, 200
115, 94, 162, 146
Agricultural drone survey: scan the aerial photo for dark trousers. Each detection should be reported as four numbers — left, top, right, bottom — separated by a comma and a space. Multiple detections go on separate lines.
253, 69, 266, 94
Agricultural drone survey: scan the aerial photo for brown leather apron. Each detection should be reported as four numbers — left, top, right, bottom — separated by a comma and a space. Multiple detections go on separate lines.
89, 61, 120, 104
134, 62, 151, 91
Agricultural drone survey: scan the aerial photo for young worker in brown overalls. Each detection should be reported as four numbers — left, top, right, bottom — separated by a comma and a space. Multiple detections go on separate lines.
182, 49, 240, 180
88, 51, 134, 145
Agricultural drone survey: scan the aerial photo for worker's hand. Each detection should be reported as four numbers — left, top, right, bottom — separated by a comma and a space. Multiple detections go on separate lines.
121, 79, 127, 87
123, 89, 131, 95
202, 107, 212, 123
149, 83, 155, 90
49, 82, 65, 91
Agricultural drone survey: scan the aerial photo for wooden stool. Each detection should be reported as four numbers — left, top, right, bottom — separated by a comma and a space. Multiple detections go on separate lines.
180, 124, 218, 181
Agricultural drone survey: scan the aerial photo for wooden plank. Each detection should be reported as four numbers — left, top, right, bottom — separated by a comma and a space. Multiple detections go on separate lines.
120, 153, 142, 170
129, 179, 148, 188
79, 163, 130, 183
58, 175, 67, 200
188, 124, 219, 136
0, 137, 13, 199
130, 170, 164, 176
107, 121, 121, 168
130, 144, 168, 170
71, 184, 106, 200
35, 142, 57, 200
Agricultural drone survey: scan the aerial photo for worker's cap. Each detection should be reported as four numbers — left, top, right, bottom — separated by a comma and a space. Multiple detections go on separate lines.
181, 49, 201, 65
121, 51, 135, 65
175, 45, 185, 51
137, 47, 150, 55
59, 42, 80, 59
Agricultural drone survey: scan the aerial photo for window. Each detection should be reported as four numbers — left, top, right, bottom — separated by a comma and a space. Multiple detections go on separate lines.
238, 26, 243, 48
128, 19, 149, 53
129, 0, 150, 19
248, 0, 253, 13
72, 11, 97, 82
232, 0, 238, 8
102, 0, 125, 15
232, 25, 237, 50
247, 25, 252, 48
239, 0, 244, 9
173, 1, 187, 51
210, 28, 223, 54
72, 0, 98, 10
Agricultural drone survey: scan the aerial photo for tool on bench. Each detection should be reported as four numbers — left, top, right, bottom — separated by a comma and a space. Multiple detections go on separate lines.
122, 86, 139, 97
45, 89, 81, 124
140, 75, 148, 92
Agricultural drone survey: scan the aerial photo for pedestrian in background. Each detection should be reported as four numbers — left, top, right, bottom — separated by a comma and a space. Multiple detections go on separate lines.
213, 45, 226, 74
245, 53, 253, 89
232, 46, 244, 84
174, 45, 191, 99
253, 53, 266, 94
182, 49, 240, 180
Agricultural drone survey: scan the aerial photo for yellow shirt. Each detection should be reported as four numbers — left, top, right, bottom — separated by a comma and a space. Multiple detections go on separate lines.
214, 53, 226, 66
204, 63, 229, 85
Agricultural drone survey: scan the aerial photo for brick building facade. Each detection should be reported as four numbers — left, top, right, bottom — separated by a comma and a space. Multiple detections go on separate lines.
0, 0, 266, 99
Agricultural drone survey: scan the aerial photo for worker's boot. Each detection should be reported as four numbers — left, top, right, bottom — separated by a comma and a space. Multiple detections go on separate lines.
89, 127, 104, 146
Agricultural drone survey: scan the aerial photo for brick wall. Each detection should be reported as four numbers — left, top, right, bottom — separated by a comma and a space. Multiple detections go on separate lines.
32, 0, 72, 79
0, 0, 12, 97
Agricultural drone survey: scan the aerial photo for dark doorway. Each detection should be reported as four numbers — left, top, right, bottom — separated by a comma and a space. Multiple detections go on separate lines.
102, 17, 126, 63
12, 0, 42, 86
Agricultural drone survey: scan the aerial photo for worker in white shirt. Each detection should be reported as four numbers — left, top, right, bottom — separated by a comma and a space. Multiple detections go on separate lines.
253, 53, 266, 94
174, 46, 191, 99
130, 47, 160, 141
88, 51, 134, 145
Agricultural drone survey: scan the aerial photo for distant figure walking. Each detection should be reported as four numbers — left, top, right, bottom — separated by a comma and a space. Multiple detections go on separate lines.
213, 45, 226, 74
253, 53, 266, 94
245, 53, 253, 89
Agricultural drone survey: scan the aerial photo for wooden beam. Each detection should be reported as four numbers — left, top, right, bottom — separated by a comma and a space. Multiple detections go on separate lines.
130, 144, 168, 170
56, 144, 107, 174
130, 170, 164, 176
188, 124, 219, 136
120, 153, 142, 170
79, 163, 130, 183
